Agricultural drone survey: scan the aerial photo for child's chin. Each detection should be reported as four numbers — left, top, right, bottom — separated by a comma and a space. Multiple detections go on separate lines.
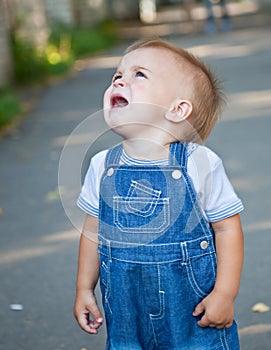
109, 123, 137, 139
105, 107, 130, 123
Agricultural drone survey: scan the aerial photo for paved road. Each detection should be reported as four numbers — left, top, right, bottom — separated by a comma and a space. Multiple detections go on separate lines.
0, 22, 271, 350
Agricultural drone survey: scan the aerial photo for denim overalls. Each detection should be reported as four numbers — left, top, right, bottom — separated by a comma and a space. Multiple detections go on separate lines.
98, 142, 239, 350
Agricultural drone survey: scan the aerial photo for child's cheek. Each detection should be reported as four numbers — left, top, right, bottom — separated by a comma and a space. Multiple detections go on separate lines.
132, 83, 148, 101
103, 87, 112, 109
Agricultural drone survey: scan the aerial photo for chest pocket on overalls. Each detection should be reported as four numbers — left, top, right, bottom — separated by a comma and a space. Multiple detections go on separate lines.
113, 180, 170, 234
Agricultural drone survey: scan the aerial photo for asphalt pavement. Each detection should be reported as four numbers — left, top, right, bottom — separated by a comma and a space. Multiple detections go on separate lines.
0, 6, 271, 350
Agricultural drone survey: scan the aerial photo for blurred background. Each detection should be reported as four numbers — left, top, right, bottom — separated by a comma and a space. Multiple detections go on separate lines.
0, 0, 270, 92
0, 0, 271, 349
0, 0, 270, 123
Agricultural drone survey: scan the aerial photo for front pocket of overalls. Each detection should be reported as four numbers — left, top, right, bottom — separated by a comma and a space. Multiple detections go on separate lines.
113, 180, 170, 234
113, 197, 170, 234
186, 252, 217, 298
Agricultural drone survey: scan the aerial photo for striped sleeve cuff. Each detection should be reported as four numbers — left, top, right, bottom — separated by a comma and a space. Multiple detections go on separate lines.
206, 199, 244, 222
77, 195, 99, 218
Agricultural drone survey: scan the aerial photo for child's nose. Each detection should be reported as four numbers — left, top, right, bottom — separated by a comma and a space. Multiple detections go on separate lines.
113, 76, 128, 88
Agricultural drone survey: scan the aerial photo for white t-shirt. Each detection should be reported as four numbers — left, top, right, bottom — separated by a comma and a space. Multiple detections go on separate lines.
77, 143, 243, 222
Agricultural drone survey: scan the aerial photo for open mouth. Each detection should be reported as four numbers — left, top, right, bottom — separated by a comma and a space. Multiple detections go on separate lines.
110, 94, 129, 109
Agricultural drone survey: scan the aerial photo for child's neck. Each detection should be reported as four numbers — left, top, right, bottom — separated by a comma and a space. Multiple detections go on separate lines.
123, 138, 172, 161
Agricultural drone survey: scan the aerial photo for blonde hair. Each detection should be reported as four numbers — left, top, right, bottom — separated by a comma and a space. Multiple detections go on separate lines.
125, 38, 226, 142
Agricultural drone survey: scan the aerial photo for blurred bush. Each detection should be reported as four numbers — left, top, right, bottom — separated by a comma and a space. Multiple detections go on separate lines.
11, 20, 118, 85
0, 20, 118, 130
50, 20, 117, 58
0, 89, 21, 129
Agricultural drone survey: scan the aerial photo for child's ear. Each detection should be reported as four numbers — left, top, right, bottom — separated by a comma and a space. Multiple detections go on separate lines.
165, 99, 193, 123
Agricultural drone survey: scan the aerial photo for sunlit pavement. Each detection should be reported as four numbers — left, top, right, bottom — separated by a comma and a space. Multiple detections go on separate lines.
0, 4, 271, 349
117, 0, 271, 38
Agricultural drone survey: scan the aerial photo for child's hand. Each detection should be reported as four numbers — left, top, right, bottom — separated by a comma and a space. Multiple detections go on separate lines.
74, 289, 104, 334
193, 290, 234, 329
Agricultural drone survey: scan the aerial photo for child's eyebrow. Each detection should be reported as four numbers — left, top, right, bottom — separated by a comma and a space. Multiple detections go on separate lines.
113, 65, 152, 76
132, 65, 152, 72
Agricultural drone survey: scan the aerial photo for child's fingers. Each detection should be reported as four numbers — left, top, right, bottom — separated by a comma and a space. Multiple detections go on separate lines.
88, 298, 104, 323
76, 311, 97, 334
197, 315, 232, 329
86, 301, 104, 331
77, 311, 103, 334
193, 300, 211, 328
197, 314, 212, 328
90, 316, 104, 329
192, 301, 205, 317
74, 292, 104, 334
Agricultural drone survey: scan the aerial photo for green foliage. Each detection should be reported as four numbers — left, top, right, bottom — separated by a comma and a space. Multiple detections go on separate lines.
11, 20, 118, 85
11, 35, 47, 84
2, 20, 118, 130
0, 89, 21, 129
71, 21, 118, 57
49, 20, 117, 58
11, 33, 74, 85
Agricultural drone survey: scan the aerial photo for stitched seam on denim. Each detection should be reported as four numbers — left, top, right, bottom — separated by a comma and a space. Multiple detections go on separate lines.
109, 258, 183, 264
171, 142, 188, 168
184, 242, 209, 297
209, 248, 217, 281
180, 241, 188, 264
99, 169, 111, 211
98, 236, 215, 262
158, 264, 161, 290
99, 234, 181, 247
129, 180, 162, 198
169, 141, 184, 166
99, 251, 214, 263
101, 261, 108, 286
116, 167, 180, 172
186, 263, 207, 298
150, 291, 165, 320
105, 267, 111, 305
220, 328, 230, 350
115, 197, 167, 218
113, 198, 170, 233
126, 199, 157, 217
105, 144, 122, 167
114, 197, 167, 214
100, 260, 113, 315
150, 318, 159, 348
189, 251, 215, 259
181, 142, 188, 168
150, 265, 165, 320
98, 234, 214, 247
168, 142, 177, 166
126, 181, 162, 217
185, 240, 208, 299
106, 298, 112, 315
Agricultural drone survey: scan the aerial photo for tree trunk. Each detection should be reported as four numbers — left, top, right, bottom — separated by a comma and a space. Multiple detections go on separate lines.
0, 0, 13, 86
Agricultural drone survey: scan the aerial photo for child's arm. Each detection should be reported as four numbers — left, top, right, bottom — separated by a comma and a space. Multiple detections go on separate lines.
193, 213, 244, 329
74, 214, 104, 334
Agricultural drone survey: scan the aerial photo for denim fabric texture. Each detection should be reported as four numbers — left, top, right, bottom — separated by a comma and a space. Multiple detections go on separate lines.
98, 142, 240, 350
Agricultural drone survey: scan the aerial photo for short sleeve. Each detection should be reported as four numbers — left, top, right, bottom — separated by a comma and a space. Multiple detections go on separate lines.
204, 156, 244, 222
77, 150, 107, 217
188, 145, 244, 223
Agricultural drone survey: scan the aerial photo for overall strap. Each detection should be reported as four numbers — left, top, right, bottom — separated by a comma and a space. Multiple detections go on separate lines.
104, 144, 123, 168
169, 142, 188, 168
